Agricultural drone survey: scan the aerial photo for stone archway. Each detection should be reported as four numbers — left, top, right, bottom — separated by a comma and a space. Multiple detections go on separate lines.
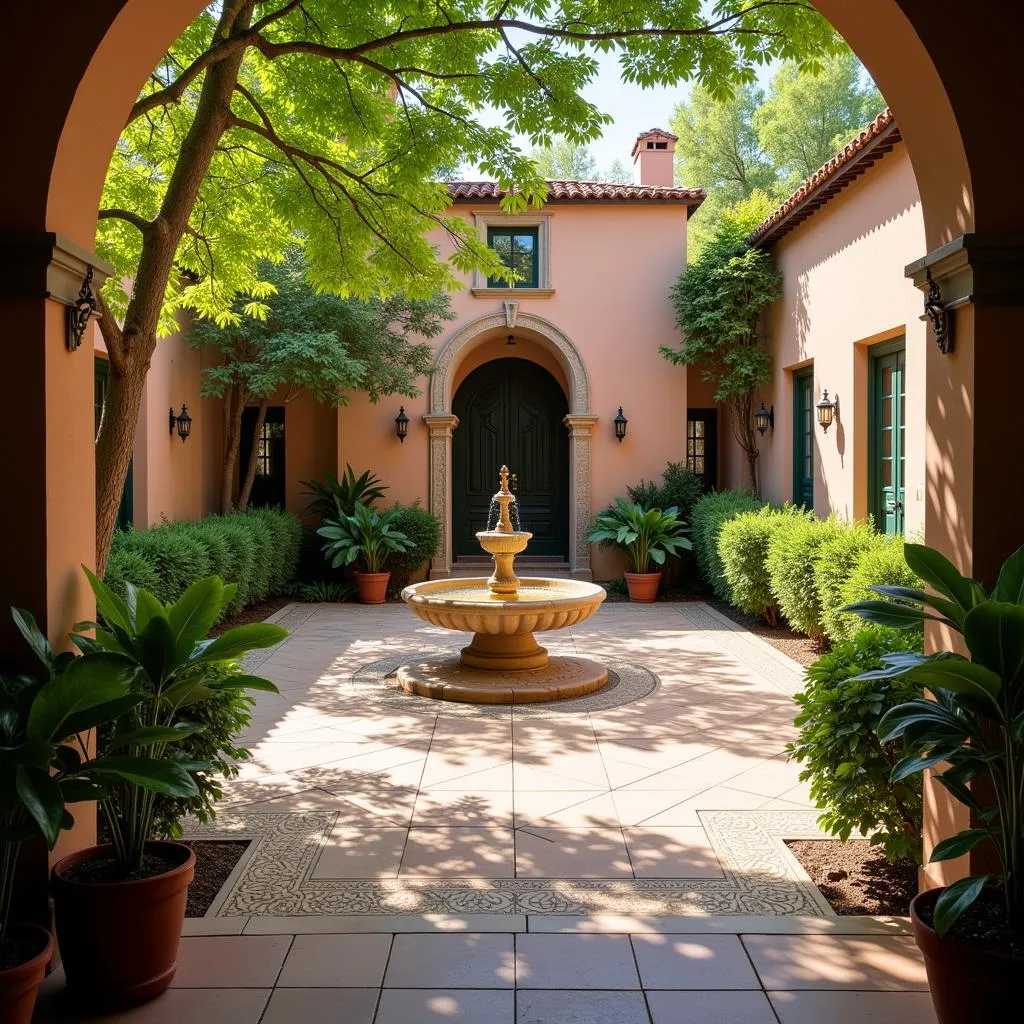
424, 308, 597, 579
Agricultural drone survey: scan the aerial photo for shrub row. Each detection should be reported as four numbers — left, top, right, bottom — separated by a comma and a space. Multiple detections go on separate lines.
691, 490, 919, 643
104, 508, 302, 616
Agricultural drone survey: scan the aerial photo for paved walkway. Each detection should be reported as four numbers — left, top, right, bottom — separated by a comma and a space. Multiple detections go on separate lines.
36, 601, 936, 1022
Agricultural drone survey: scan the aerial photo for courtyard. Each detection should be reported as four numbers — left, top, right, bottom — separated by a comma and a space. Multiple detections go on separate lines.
35, 600, 934, 1023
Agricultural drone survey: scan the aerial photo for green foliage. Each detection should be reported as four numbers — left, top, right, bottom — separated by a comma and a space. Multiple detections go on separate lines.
845, 542, 1024, 937
529, 137, 598, 180
1, 607, 205, 934
303, 465, 388, 520
690, 490, 763, 599
295, 580, 356, 603
627, 462, 705, 523
105, 510, 300, 617
72, 572, 284, 873
386, 502, 442, 591
836, 536, 920, 642
143, 661, 255, 839
815, 524, 887, 644
318, 502, 413, 574
588, 499, 691, 574
766, 513, 845, 637
719, 506, 801, 620
787, 627, 924, 862
603, 577, 629, 597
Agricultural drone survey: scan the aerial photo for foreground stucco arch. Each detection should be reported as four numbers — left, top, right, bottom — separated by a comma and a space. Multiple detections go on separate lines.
425, 310, 596, 578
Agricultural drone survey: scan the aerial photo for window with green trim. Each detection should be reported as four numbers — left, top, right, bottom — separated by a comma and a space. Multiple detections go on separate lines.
870, 341, 906, 536
793, 367, 814, 510
487, 226, 539, 288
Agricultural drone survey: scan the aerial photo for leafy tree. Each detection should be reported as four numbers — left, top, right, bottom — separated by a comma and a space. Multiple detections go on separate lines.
187, 249, 451, 513
529, 137, 598, 180
754, 49, 884, 189
600, 157, 632, 184
662, 207, 782, 493
93, 0, 838, 572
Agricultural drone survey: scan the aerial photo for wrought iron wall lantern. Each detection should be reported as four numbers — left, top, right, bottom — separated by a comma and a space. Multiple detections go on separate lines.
755, 402, 775, 436
395, 406, 409, 443
924, 267, 954, 354
614, 407, 628, 442
170, 404, 192, 442
67, 266, 97, 352
506, 334, 516, 346
816, 390, 839, 433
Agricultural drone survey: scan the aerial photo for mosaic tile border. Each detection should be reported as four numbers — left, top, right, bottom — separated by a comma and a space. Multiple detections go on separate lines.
183, 809, 833, 918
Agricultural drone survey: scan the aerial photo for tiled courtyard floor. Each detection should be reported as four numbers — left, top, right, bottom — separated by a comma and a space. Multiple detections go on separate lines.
36, 601, 936, 1023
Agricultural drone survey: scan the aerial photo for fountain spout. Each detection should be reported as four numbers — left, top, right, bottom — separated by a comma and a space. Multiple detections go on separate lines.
476, 465, 532, 596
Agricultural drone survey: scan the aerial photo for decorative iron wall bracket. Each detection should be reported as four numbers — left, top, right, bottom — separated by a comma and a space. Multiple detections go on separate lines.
923, 268, 953, 354
67, 266, 97, 351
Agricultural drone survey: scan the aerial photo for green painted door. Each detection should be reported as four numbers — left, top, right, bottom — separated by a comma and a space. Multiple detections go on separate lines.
452, 358, 569, 559
871, 344, 906, 535
793, 368, 814, 509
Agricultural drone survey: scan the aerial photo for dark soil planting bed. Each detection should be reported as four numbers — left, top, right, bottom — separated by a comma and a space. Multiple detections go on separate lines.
786, 838, 918, 915
182, 840, 250, 917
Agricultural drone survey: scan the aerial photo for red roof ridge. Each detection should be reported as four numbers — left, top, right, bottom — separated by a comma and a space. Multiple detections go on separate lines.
445, 179, 705, 206
747, 108, 901, 247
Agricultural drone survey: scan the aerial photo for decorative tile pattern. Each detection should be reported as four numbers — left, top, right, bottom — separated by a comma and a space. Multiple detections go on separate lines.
182, 810, 833, 918
240, 603, 317, 671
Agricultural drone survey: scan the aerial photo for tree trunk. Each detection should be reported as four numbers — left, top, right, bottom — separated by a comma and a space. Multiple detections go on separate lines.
728, 394, 760, 496
237, 398, 268, 510
94, 2, 255, 574
220, 386, 246, 515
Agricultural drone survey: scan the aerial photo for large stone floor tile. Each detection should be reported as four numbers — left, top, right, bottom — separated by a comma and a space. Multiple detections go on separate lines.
637, 786, 768, 826
412, 789, 515, 827
261, 987, 378, 1024
512, 762, 608, 790
422, 760, 515, 791
383, 933, 516, 988
744, 935, 929, 990
516, 989, 650, 1024
515, 826, 633, 878
631, 934, 761, 988
171, 935, 291, 987
276, 933, 392, 987
400, 826, 515, 877
312, 826, 408, 878
768, 990, 938, 1023
514, 790, 619, 827
647, 990, 779, 1024
624, 827, 724, 878
375, 988, 515, 1023
515, 934, 641, 989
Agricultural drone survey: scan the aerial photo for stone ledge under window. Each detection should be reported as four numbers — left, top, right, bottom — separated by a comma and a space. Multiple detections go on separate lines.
470, 287, 555, 298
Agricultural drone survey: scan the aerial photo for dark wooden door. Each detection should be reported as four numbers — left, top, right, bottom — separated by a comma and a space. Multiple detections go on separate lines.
452, 359, 569, 559
241, 405, 286, 509
793, 368, 814, 510
685, 408, 718, 492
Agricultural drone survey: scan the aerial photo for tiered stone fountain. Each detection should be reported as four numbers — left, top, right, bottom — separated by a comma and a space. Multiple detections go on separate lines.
400, 466, 608, 703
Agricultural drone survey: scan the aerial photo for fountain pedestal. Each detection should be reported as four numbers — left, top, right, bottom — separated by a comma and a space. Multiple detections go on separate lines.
399, 466, 608, 704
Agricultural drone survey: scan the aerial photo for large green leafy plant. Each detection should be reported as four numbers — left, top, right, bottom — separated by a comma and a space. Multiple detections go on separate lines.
318, 502, 412, 574
588, 499, 692, 574
846, 542, 1024, 937
0, 612, 191, 942
303, 466, 388, 520
72, 571, 285, 873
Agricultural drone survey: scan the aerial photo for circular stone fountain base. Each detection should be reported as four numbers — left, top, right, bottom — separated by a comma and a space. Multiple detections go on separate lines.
396, 654, 609, 704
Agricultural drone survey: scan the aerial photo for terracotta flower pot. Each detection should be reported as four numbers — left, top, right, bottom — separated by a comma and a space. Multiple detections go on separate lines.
910, 887, 1024, 1023
0, 923, 53, 1024
354, 571, 391, 604
624, 571, 662, 603
51, 841, 195, 1009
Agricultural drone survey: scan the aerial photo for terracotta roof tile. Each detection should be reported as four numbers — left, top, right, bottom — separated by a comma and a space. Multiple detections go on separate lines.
748, 108, 902, 248
446, 179, 704, 206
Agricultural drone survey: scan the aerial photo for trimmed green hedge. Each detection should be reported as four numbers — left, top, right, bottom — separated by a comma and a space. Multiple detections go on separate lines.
105, 508, 302, 616
386, 501, 442, 593
834, 535, 920, 643
690, 490, 763, 600
814, 523, 885, 644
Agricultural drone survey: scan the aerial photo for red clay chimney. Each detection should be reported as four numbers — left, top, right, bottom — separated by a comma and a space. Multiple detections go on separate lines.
631, 128, 678, 187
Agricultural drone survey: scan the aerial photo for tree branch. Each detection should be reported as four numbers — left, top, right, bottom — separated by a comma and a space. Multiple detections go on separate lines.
98, 208, 152, 234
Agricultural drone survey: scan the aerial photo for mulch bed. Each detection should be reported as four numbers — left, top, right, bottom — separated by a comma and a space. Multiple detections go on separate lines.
705, 598, 826, 668
786, 838, 918, 916
210, 596, 291, 635
182, 840, 251, 917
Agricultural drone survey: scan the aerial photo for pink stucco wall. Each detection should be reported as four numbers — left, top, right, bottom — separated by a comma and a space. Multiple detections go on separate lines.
724, 143, 927, 535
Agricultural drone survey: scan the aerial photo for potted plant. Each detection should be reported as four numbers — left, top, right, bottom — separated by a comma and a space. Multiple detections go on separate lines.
47, 570, 285, 1008
588, 499, 692, 602
318, 500, 412, 603
1, 609, 183, 1023
845, 541, 1024, 1022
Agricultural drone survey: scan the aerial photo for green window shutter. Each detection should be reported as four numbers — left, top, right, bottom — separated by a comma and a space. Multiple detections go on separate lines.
793, 368, 814, 510
870, 341, 906, 535
487, 227, 539, 288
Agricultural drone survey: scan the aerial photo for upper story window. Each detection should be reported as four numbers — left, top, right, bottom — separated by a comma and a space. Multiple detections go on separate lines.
487, 227, 539, 288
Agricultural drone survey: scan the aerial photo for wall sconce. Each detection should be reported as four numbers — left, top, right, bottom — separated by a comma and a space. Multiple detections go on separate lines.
394, 406, 409, 443
614, 407, 628, 443
755, 402, 774, 436
816, 390, 839, 433
506, 334, 516, 346
169, 404, 192, 442
67, 266, 97, 352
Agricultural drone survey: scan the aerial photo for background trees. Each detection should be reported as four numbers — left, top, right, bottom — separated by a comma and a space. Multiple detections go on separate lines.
187, 249, 451, 514
92, 0, 838, 572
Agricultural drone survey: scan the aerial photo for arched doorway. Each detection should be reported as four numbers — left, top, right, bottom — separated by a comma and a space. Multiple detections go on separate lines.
452, 358, 570, 562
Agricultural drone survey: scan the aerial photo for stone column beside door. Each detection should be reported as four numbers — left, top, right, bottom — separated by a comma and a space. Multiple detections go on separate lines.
564, 414, 599, 580
423, 413, 459, 577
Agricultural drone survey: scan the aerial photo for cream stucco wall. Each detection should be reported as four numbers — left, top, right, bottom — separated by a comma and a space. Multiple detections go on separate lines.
725, 143, 927, 535
337, 201, 691, 578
